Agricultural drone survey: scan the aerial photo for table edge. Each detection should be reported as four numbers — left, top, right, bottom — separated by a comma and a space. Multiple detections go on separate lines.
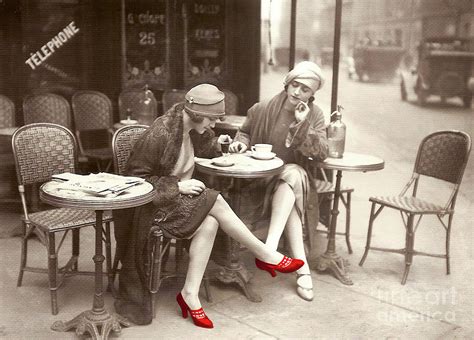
195, 162, 284, 178
40, 182, 156, 210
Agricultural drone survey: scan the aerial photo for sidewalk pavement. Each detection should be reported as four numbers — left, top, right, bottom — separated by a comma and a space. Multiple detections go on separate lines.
0, 172, 472, 340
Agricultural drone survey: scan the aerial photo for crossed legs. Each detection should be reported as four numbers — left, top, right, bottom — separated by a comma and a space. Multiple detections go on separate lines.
266, 182, 313, 297
182, 194, 287, 310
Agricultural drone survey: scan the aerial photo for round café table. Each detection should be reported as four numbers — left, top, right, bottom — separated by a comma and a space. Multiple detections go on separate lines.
40, 180, 155, 340
195, 152, 284, 302
314, 151, 384, 285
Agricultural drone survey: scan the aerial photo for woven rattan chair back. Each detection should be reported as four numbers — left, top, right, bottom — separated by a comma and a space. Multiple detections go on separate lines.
414, 130, 471, 185
72, 90, 113, 131
222, 89, 239, 115
359, 130, 472, 285
162, 89, 186, 113
119, 89, 158, 121
23, 93, 72, 129
0, 94, 15, 128
12, 123, 77, 186
112, 125, 148, 175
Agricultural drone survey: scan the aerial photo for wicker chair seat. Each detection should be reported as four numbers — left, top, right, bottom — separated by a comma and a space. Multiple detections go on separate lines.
28, 208, 112, 232
315, 179, 354, 194
369, 196, 446, 214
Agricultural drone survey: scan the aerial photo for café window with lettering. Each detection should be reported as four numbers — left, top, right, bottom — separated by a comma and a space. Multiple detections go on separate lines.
184, 0, 228, 87
122, 0, 169, 90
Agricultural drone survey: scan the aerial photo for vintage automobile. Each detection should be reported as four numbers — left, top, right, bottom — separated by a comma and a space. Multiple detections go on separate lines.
400, 37, 474, 108
353, 44, 406, 82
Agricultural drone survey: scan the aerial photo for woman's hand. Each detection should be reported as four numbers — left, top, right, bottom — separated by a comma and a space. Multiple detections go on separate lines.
229, 141, 247, 153
217, 134, 232, 144
295, 101, 310, 122
178, 179, 206, 196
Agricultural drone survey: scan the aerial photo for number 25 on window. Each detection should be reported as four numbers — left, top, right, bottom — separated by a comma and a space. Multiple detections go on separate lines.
139, 32, 156, 45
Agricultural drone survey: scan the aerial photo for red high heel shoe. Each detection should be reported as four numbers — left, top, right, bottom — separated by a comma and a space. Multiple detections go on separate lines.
176, 293, 214, 329
255, 256, 304, 277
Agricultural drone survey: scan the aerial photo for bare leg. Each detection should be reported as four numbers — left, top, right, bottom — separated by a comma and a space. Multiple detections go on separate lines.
266, 182, 296, 250
181, 215, 218, 310
208, 195, 282, 264
284, 207, 311, 276
284, 207, 313, 300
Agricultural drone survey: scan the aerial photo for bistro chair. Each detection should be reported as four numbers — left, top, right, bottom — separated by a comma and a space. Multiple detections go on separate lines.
12, 123, 113, 314
111, 125, 212, 317
0, 94, 15, 128
118, 88, 158, 123
23, 93, 72, 129
359, 130, 471, 284
312, 168, 354, 254
71, 90, 114, 171
162, 89, 186, 113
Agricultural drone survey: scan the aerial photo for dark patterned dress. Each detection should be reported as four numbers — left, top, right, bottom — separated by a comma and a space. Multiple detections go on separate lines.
113, 105, 220, 325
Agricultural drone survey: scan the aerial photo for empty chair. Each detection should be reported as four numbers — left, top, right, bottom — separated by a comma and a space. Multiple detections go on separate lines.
162, 89, 186, 113
118, 87, 158, 125
12, 123, 113, 314
71, 90, 114, 171
359, 130, 471, 284
23, 93, 72, 129
111, 125, 212, 318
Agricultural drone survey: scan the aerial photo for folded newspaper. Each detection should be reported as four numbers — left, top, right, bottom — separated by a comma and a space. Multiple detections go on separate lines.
52, 172, 146, 197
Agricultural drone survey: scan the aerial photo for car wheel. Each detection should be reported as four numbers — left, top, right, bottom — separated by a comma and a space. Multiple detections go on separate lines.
400, 80, 407, 101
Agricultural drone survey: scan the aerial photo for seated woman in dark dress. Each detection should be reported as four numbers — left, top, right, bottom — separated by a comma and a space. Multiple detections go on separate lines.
113, 84, 304, 329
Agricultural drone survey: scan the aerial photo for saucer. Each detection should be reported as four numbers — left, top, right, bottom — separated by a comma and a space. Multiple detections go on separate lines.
251, 152, 276, 160
120, 119, 138, 125
211, 157, 235, 167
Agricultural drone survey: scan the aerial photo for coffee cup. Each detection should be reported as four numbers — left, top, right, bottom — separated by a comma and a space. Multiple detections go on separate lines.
251, 144, 272, 154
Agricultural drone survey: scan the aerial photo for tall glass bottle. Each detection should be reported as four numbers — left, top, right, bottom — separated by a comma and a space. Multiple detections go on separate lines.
327, 105, 346, 158
137, 84, 156, 126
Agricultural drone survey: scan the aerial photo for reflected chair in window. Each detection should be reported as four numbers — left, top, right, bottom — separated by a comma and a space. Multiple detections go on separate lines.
0, 94, 15, 128
222, 89, 239, 115
118, 87, 158, 125
359, 130, 471, 284
12, 123, 113, 314
23, 93, 72, 129
72, 90, 114, 171
0, 95, 18, 204
162, 89, 186, 113
112, 125, 212, 318
311, 168, 354, 254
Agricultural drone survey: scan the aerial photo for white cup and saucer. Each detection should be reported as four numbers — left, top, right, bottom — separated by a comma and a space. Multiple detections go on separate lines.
250, 144, 276, 160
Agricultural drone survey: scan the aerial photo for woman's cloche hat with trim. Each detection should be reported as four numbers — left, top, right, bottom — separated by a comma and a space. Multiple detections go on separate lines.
184, 84, 226, 118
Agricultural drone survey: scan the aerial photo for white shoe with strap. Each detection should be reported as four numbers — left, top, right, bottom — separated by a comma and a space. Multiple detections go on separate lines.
296, 273, 314, 301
